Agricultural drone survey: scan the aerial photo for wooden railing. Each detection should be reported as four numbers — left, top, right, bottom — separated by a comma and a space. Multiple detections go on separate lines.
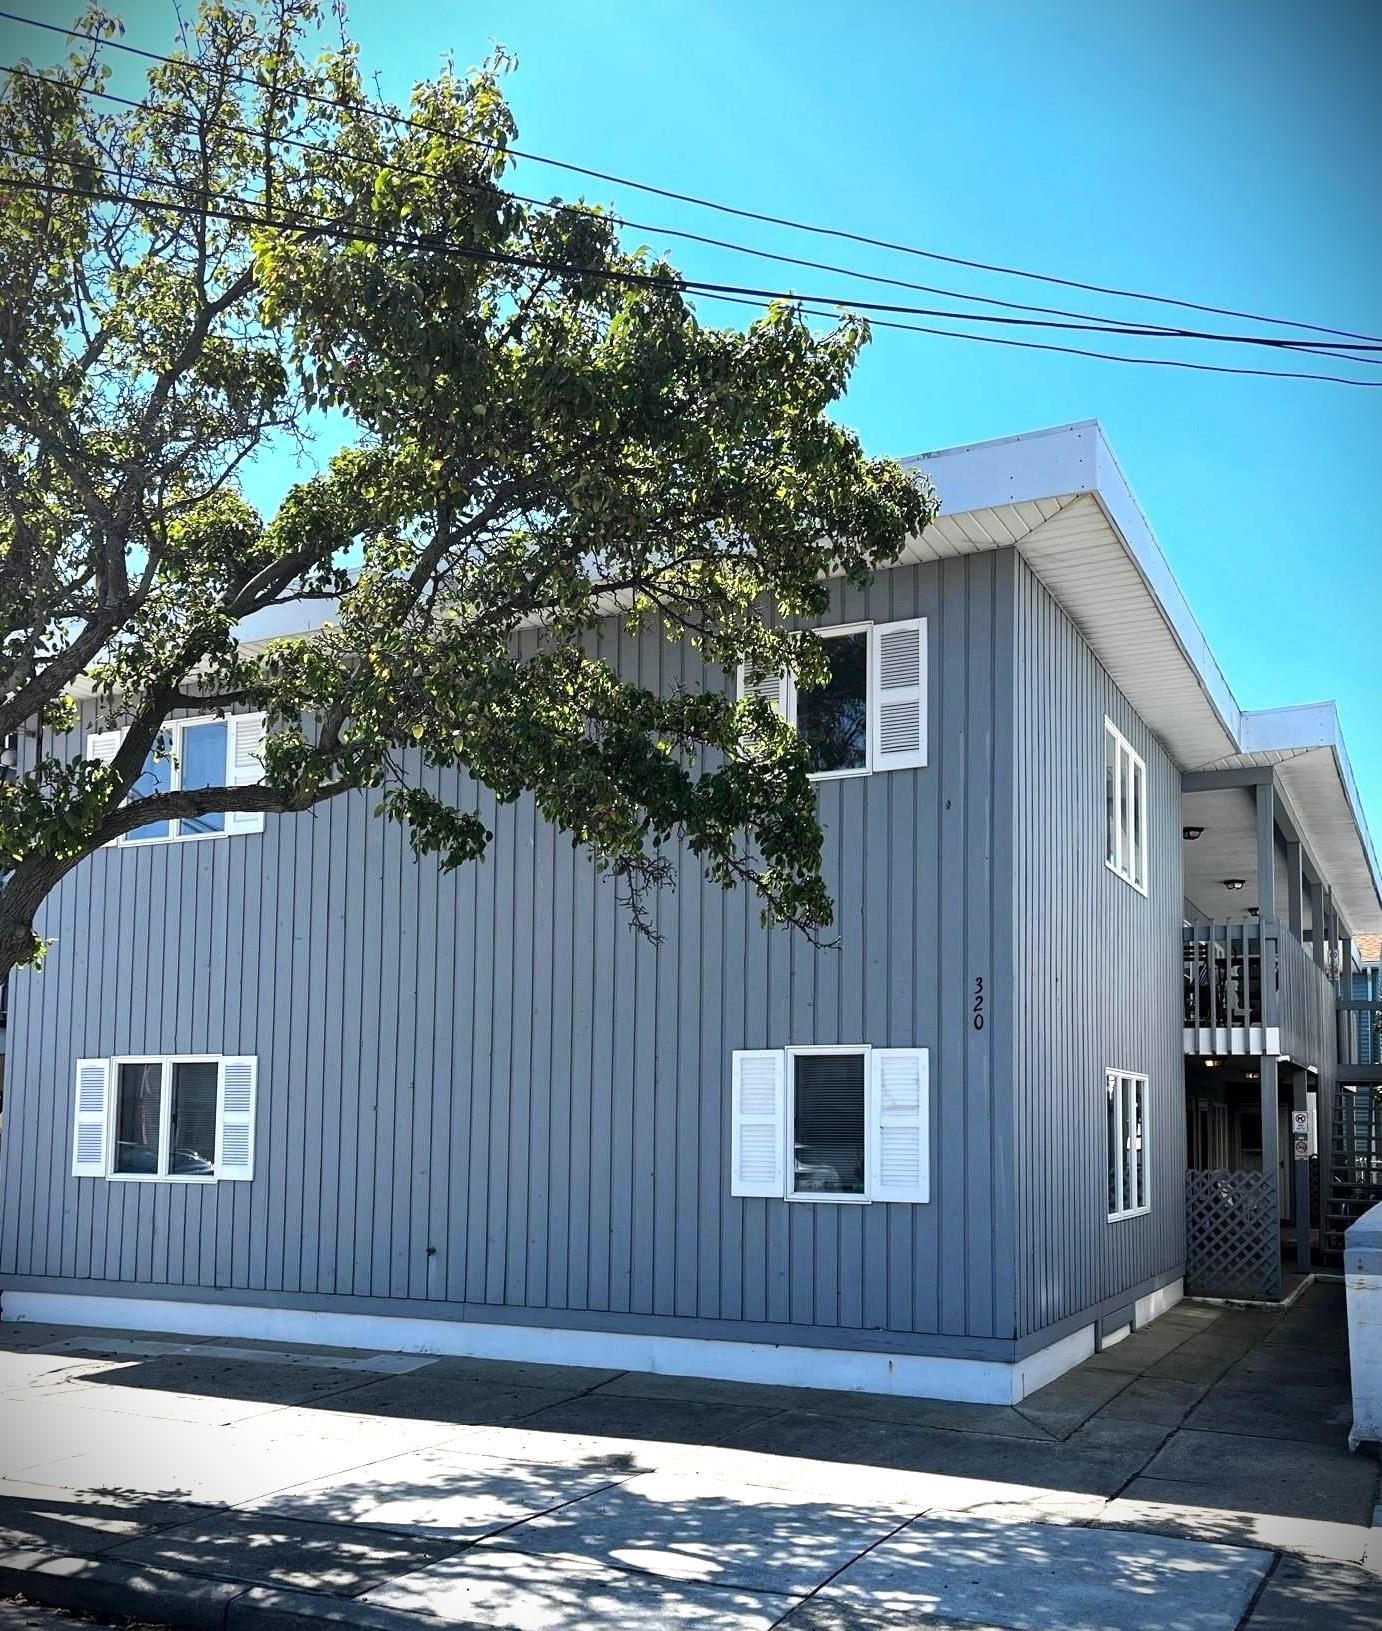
1183, 919, 1274, 1034
1184, 918, 1334, 1058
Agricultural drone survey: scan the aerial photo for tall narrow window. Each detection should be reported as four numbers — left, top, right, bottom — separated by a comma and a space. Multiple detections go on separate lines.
795, 631, 868, 775
1106, 1069, 1149, 1220
114, 1061, 163, 1175
1104, 720, 1148, 893
790, 1050, 867, 1197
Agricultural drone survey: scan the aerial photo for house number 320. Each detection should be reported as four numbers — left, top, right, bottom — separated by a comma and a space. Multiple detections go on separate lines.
972, 976, 985, 1031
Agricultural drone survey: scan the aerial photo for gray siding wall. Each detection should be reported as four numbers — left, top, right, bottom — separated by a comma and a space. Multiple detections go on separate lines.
1011, 558, 1186, 1338
0, 553, 1028, 1356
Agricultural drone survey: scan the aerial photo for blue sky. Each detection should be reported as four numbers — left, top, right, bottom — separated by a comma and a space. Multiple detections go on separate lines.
7, 0, 1381, 825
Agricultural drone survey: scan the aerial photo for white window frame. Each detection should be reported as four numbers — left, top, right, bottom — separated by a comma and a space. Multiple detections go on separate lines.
1104, 718, 1148, 895
122, 715, 244, 845
1106, 1068, 1150, 1222
89, 713, 266, 847
786, 1043, 872, 1204
90, 1054, 253, 1184
737, 619, 927, 780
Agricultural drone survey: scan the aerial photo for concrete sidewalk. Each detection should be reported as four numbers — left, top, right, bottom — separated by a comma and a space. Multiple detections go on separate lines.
0, 1285, 1377, 1630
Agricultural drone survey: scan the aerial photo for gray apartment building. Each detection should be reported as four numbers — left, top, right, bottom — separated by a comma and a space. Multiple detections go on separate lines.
1, 420, 1378, 1404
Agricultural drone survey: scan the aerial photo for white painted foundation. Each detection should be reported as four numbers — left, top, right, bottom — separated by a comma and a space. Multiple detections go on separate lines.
1, 1291, 1100, 1406
1133, 1277, 1183, 1329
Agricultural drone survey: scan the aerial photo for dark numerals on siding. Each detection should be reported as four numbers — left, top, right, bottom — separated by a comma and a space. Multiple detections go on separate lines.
972, 976, 985, 1031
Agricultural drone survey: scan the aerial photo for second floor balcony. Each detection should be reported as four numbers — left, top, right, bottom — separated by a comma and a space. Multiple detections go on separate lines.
1183, 916, 1336, 1061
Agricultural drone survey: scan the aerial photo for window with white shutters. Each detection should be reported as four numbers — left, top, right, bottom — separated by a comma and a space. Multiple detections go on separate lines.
736, 620, 927, 777
86, 713, 266, 845
69, 1054, 258, 1183
730, 1045, 930, 1204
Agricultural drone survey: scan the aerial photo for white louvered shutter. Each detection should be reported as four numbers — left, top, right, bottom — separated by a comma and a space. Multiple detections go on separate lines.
86, 729, 123, 767
86, 730, 125, 847
870, 619, 927, 771
870, 1048, 929, 1203
225, 713, 266, 834
72, 1058, 112, 1177
736, 665, 790, 718
216, 1056, 257, 1180
730, 1049, 786, 1198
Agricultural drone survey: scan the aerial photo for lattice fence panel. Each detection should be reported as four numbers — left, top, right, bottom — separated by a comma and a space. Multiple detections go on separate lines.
1185, 1170, 1281, 1300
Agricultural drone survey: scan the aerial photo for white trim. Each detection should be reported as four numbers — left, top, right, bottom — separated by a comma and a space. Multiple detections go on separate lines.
786, 1044, 871, 1202
1106, 1068, 1151, 1222
1103, 717, 1148, 896
0, 1292, 1095, 1405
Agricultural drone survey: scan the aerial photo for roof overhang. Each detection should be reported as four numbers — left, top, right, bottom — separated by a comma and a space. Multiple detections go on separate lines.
68, 419, 1380, 931
900, 421, 1382, 933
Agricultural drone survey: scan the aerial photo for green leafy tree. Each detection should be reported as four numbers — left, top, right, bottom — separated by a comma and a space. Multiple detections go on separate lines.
0, 0, 933, 978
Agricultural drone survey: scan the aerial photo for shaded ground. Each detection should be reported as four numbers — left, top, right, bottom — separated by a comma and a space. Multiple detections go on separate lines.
0, 1284, 1376, 1629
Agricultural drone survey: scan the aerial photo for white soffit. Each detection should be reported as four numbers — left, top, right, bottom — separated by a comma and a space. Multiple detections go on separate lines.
905, 421, 1380, 931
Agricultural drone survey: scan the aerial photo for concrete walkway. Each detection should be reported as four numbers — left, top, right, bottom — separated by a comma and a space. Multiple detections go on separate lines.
0, 1284, 1377, 1630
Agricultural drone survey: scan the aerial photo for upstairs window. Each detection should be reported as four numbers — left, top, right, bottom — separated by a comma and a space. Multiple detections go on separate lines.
86, 713, 267, 843
736, 619, 927, 777
1106, 1069, 1149, 1221
1105, 719, 1147, 893
72, 1055, 258, 1183
796, 629, 869, 775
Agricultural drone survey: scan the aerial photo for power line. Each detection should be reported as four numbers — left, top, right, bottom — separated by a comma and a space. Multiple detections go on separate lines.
5, 61, 1377, 363
4, 6, 1379, 350
2, 167, 1378, 388
3, 144, 1380, 366
2, 134, 1380, 380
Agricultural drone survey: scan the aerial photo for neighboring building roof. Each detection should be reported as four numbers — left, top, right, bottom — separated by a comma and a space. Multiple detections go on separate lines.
902, 421, 1382, 934
1357, 934, 1381, 966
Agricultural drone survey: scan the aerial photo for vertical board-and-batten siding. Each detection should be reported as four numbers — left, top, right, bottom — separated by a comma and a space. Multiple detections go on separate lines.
1012, 557, 1185, 1337
0, 554, 1024, 1356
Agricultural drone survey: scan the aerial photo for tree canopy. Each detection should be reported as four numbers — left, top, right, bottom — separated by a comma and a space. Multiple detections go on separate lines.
0, 0, 934, 977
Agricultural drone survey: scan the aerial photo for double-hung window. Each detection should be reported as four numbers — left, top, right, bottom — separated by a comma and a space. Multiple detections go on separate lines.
730, 1045, 929, 1204
1106, 1069, 1149, 1220
86, 713, 267, 843
737, 618, 927, 777
1104, 719, 1147, 892
71, 1055, 257, 1182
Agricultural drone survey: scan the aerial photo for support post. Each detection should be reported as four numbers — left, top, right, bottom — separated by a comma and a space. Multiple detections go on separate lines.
1259, 1053, 1283, 1301
1256, 779, 1276, 923
1292, 1065, 1312, 1273
1311, 879, 1327, 969
1339, 934, 1354, 1067
1286, 841, 1303, 940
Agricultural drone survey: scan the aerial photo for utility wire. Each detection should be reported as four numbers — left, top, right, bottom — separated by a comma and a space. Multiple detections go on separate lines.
2, 166, 1378, 388
3, 6, 1379, 349
4, 60, 1378, 361
3, 143, 1380, 364
2, 133, 1380, 375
